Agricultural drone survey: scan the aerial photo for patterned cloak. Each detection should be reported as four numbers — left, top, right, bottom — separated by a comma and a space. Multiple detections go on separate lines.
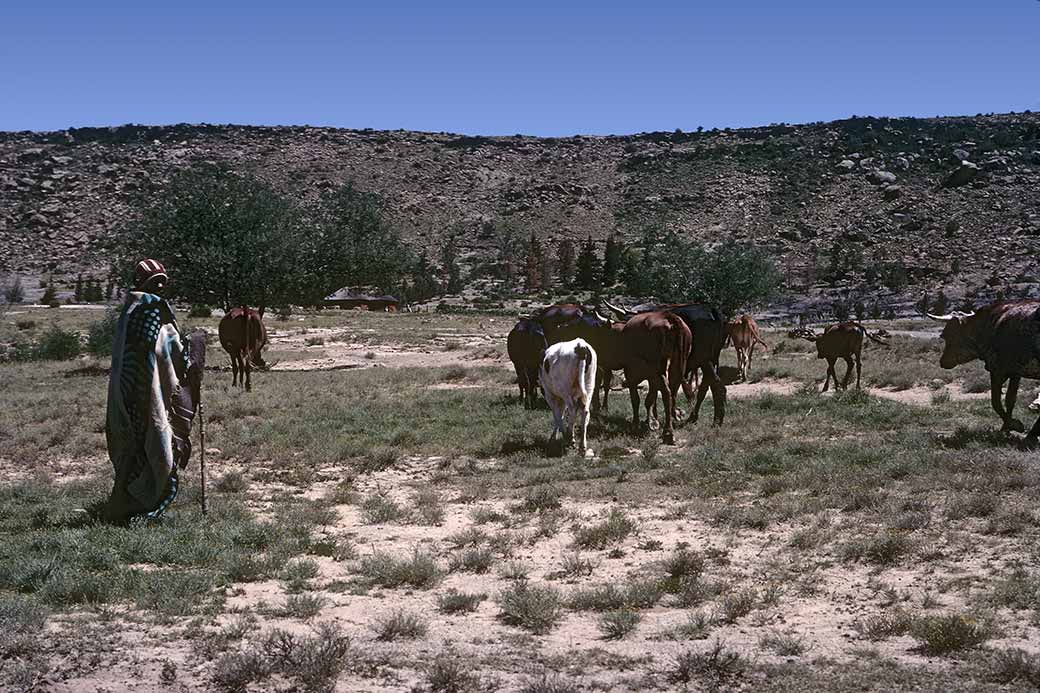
105, 291, 191, 521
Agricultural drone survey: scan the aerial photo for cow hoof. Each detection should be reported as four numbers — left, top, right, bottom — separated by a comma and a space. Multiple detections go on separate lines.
647, 420, 660, 432
1023, 436, 1039, 450
1003, 419, 1026, 434
583, 448, 595, 459
662, 431, 675, 445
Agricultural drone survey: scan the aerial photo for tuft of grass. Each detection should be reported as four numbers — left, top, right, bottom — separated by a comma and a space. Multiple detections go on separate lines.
211, 623, 350, 693
659, 611, 715, 641
214, 471, 250, 494
360, 494, 406, 524
519, 485, 562, 513
519, 672, 581, 693
279, 593, 327, 620
854, 610, 915, 640
357, 549, 442, 589
572, 508, 638, 550
0, 594, 47, 659
496, 581, 563, 634
715, 588, 757, 624
498, 561, 531, 581
759, 629, 809, 656
356, 446, 399, 473
445, 527, 488, 549
413, 489, 445, 525
372, 609, 427, 641
668, 640, 746, 687
448, 547, 495, 574
280, 558, 320, 594
557, 553, 597, 579
910, 612, 994, 655
598, 609, 641, 640
425, 651, 483, 692
437, 590, 486, 614
842, 531, 915, 565
989, 568, 1040, 611
987, 648, 1040, 687
567, 580, 663, 611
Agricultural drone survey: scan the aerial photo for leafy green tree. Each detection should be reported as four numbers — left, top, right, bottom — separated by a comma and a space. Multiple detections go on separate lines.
574, 236, 602, 291
406, 251, 441, 302
626, 231, 781, 316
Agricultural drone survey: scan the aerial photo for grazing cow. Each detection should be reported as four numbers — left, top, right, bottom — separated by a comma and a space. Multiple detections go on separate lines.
789, 322, 888, 391
218, 306, 268, 391
540, 338, 598, 457
507, 318, 547, 409
604, 301, 727, 427
726, 315, 767, 382
556, 310, 691, 444
927, 301, 1040, 444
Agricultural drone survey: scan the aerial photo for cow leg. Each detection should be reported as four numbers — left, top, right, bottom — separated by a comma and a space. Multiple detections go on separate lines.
656, 372, 675, 445
991, 372, 1014, 431
577, 400, 592, 458
514, 365, 527, 406
701, 363, 726, 426
244, 355, 252, 392
230, 354, 239, 388
1024, 413, 1040, 447
644, 386, 659, 431
627, 372, 642, 434
747, 344, 755, 380
842, 357, 854, 390
601, 369, 612, 414
855, 353, 862, 389
823, 358, 836, 392
1001, 375, 1026, 433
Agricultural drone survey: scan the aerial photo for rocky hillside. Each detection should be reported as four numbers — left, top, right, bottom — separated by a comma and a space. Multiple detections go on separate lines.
2, 113, 1039, 305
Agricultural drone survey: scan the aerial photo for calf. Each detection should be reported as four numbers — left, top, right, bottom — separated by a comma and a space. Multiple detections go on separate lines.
726, 314, 767, 381
507, 318, 547, 409
218, 306, 268, 391
789, 322, 888, 391
540, 338, 598, 457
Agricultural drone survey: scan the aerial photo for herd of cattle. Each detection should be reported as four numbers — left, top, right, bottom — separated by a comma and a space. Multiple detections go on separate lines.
506, 300, 1040, 456
212, 298, 1040, 456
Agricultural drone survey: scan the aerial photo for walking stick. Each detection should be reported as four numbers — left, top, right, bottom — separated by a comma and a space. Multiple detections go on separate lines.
199, 397, 207, 515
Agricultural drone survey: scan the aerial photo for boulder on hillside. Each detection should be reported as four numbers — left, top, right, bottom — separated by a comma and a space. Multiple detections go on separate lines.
883, 185, 901, 200
836, 159, 855, 172
894, 156, 910, 170
867, 170, 897, 185
942, 161, 979, 188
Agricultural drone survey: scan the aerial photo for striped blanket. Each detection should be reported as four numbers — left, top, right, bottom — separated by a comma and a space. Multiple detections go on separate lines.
105, 292, 192, 522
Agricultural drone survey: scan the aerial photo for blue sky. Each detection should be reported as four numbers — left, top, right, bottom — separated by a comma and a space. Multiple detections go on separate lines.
2, 1, 1037, 135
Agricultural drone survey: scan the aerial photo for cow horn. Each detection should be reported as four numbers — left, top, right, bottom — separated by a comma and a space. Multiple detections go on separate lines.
925, 312, 955, 322
603, 300, 634, 317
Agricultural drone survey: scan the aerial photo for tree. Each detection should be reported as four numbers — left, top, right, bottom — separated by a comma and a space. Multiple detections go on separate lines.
557, 239, 576, 289
602, 234, 624, 286
626, 231, 781, 316
540, 240, 556, 291
524, 233, 544, 293
108, 166, 412, 312
441, 234, 464, 294
405, 251, 441, 302
74, 274, 83, 303
574, 236, 602, 291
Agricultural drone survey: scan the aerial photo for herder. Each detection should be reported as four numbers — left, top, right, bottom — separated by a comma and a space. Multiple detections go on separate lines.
104, 259, 199, 522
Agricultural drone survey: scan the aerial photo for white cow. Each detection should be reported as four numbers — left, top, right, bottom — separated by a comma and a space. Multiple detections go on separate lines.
540, 338, 598, 458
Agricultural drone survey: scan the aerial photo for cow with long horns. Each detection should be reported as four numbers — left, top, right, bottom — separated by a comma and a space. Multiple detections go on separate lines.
603, 300, 727, 427
788, 322, 889, 391
927, 301, 1040, 444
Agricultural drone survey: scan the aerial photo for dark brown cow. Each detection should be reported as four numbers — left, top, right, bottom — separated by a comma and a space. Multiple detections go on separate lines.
789, 322, 888, 391
526, 303, 589, 343
604, 301, 727, 426
556, 310, 690, 444
726, 314, 767, 381
506, 318, 547, 409
218, 306, 268, 391
927, 301, 1040, 444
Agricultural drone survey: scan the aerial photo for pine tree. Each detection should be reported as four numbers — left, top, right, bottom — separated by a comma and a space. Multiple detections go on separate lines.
574, 236, 602, 290
602, 234, 623, 286
41, 282, 57, 306
524, 233, 543, 293
74, 274, 83, 302
441, 235, 463, 294
557, 239, 576, 289
540, 241, 556, 291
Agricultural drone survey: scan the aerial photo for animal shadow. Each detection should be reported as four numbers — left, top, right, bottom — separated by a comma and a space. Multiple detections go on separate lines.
937, 426, 1024, 450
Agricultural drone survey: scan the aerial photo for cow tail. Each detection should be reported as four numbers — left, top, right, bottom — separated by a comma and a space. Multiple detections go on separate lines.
575, 343, 595, 405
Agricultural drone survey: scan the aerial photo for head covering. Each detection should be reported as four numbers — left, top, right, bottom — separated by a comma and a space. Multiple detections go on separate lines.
134, 259, 168, 288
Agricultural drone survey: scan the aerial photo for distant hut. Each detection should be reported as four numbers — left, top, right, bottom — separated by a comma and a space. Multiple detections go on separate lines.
323, 288, 400, 312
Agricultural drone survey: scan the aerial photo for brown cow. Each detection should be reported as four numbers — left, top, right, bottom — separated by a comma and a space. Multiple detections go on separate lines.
555, 310, 690, 444
927, 301, 1040, 444
506, 318, 547, 409
218, 306, 268, 391
726, 315, 767, 382
789, 322, 888, 391
604, 301, 727, 427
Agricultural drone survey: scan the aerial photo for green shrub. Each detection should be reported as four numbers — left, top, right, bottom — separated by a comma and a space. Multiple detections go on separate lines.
23, 326, 81, 361
497, 581, 563, 634
910, 612, 994, 655
87, 310, 119, 357
188, 304, 212, 318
